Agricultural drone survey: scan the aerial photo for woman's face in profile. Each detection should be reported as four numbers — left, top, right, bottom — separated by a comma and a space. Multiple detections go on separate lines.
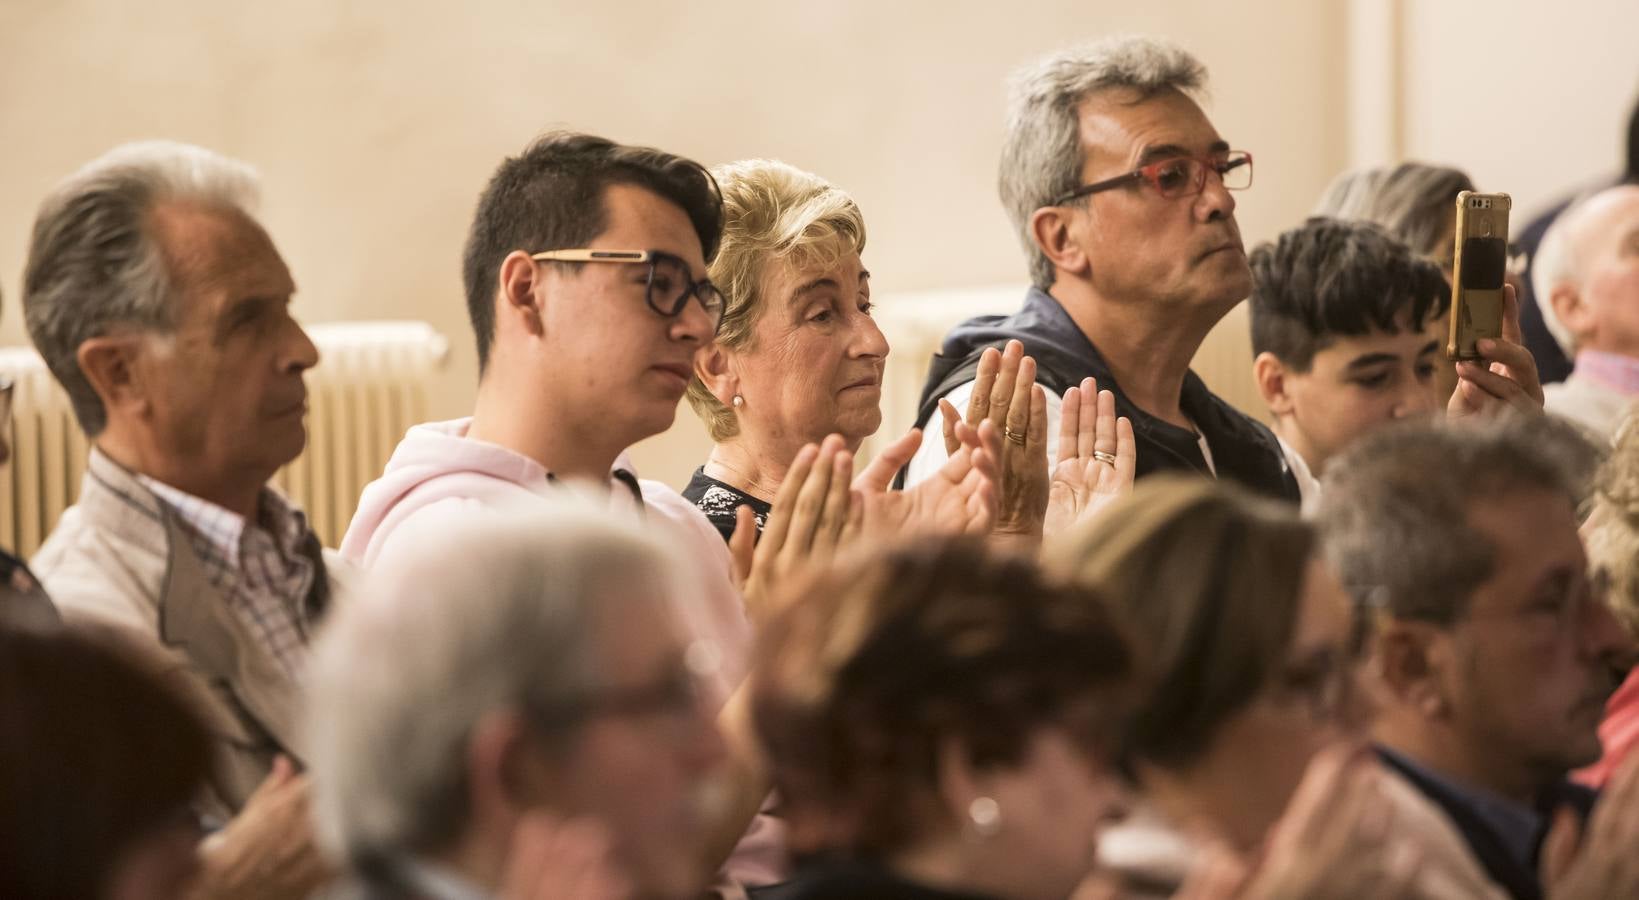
1189, 556, 1356, 851
726, 250, 889, 448
963, 728, 1130, 900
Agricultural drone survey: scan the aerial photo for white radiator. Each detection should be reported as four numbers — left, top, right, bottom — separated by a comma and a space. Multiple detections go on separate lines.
0, 321, 449, 557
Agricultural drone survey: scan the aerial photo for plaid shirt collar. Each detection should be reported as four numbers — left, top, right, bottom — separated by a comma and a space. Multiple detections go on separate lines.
136, 476, 313, 575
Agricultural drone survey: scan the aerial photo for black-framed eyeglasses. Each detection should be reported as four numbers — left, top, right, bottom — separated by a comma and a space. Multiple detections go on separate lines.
1052, 150, 1254, 205
530, 248, 725, 335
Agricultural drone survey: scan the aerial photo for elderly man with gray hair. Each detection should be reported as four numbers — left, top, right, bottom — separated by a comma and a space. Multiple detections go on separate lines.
21, 140, 349, 898
904, 35, 1298, 502
307, 500, 727, 899
1535, 184, 1639, 441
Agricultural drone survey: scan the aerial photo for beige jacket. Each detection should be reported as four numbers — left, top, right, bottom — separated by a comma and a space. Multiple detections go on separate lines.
31, 450, 353, 823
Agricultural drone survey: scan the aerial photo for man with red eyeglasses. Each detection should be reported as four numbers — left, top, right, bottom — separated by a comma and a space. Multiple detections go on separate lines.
903, 36, 1299, 502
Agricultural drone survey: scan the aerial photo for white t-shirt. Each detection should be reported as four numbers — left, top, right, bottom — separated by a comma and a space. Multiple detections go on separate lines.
1275, 434, 1321, 516
904, 379, 1065, 487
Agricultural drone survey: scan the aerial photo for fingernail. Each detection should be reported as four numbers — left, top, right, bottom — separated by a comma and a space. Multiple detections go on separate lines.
1476, 339, 1495, 352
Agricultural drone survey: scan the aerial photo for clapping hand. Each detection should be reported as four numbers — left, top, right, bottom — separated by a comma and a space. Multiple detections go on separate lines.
1044, 377, 1135, 538
939, 340, 1049, 538
731, 434, 858, 625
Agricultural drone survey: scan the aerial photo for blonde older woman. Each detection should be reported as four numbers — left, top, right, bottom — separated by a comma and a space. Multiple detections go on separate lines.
685, 160, 1128, 545
684, 159, 887, 537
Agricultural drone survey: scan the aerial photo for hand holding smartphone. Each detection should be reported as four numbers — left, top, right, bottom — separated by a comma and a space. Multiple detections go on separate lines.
1446, 190, 1513, 360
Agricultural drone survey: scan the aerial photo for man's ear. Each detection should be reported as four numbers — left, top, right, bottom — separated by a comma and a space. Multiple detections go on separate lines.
1550, 283, 1592, 349
693, 344, 738, 405
1253, 351, 1297, 418
1372, 617, 1452, 720
467, 709, 547, 828
1029, 205, 1090, 280
496, 250, 546, 339
75, 334, 151, 421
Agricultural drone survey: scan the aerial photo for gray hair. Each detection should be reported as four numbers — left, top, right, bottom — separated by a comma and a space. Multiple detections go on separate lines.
999, 36, 1208, 289
1317, 414, 1600, 626
21, 140, 260, 435
304, 497, 688, 868
1312, 161, 1475, 259
1530, 188, 1629, 357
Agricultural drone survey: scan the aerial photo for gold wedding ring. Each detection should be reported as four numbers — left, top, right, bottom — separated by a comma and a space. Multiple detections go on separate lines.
1004, 426, 1027, 446
1093, 450, 1118, 465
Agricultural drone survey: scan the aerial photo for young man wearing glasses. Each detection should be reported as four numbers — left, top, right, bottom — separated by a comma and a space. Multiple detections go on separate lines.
903, 36, 1299, 502
339, 131, 781, 886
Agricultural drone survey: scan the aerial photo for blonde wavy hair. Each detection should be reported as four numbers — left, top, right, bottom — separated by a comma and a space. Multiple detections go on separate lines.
685, 159, 867, 442
1586, 410, 1639, 639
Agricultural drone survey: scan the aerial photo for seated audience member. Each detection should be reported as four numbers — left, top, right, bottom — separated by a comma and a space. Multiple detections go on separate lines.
1320, 415, 1628, 900
1252, 216, 1544, 508
0, 287, 53, 624
1515, 95, 1639, 386
22, 141, 342, 898
1050, 476, 1501, 897
748, 538, 1136, 900
1535, 185, 1639, 441
0, 625, 213, 900
685, 159, 1105, 544
1313, 161, 1480, 400
339, 131, 791, 886
1248, 218, 1450, 504
341, 131, 747, 680
904, 36, 1298, 504
1578, 415, 1639, 787
308, 501, 726, 900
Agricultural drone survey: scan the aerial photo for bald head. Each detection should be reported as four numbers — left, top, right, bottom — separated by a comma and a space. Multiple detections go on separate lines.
1535, 185, 1639, 358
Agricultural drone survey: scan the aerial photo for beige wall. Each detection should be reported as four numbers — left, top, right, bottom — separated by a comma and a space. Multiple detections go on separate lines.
2, 0, 1348, 490
1398, 0, 1638, 220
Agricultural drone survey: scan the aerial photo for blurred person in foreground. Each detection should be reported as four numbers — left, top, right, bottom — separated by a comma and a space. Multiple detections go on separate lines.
22, 139, 347, 899
0, 624, 209, 900
1051, 476, 1504, 898
309, 500, 727, 900
1576, 412, 1639, 787
747, 538, 1137, 900
1533, 185, 1639, 441
1321, 415, 1633, 900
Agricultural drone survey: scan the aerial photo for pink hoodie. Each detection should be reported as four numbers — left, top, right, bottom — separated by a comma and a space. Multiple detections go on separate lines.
339, 418, 783, 888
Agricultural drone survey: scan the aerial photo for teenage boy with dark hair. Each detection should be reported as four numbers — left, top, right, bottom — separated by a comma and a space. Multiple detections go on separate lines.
1252, 213, 1547, 501
1250, 217, 1456, 505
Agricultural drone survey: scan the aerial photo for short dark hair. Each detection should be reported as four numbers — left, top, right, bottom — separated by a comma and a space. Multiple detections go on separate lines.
460, 131, 724, 372
1249, 217, 1451, 371
751, 538, 1135, 857
1318, 414, 1601, 626
0, 626, 211, 899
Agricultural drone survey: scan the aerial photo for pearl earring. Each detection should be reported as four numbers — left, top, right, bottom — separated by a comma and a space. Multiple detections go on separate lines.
732, 395, 744, 408
967, 797, 1001, 838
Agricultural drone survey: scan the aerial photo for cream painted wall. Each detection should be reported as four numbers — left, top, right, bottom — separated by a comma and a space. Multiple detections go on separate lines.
1398, 0, 1639, 219
0, 0, 1348, 490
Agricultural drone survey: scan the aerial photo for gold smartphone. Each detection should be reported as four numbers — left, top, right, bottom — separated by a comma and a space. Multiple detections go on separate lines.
1446, 190, 1512, 360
